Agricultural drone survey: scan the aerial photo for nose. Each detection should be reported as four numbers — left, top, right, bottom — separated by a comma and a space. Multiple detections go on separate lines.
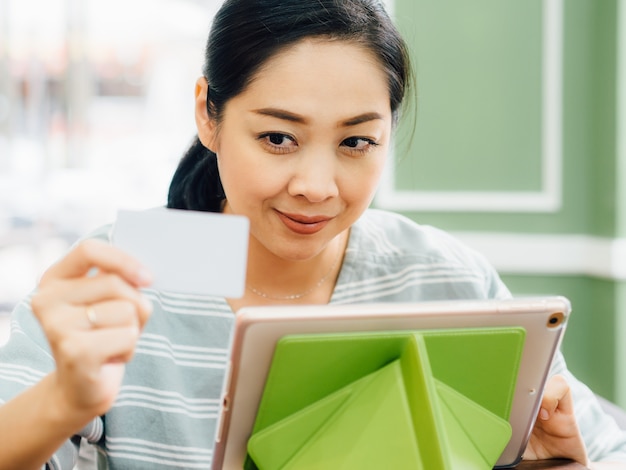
287, 149, 339, 202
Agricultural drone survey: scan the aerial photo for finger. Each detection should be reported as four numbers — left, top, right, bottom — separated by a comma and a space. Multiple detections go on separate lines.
539, 374, 572, 419
70, 273, 152, 313
80, 300, 150, 331
57, 326, 142, 370
36, 297, 151, 350
41, 239, 152, 287
34, 274, 152, 319
89, 327, 143, 364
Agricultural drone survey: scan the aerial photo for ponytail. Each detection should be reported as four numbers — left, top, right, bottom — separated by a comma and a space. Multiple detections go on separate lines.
167, 136, 225, 212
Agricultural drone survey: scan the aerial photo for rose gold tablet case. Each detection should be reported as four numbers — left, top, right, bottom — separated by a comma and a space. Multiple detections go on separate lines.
212, 296, 570, 469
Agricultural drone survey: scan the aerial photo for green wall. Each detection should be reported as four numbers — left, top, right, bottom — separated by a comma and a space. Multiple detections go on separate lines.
381, 0, 626, 405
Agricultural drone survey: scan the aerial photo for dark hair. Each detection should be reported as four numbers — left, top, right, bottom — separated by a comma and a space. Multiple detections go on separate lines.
167, 0, 413, 212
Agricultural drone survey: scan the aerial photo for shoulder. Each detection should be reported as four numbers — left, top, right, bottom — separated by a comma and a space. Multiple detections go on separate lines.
335, 209, 510, 302
351, 209, 490, 270
332, 209, 510, 303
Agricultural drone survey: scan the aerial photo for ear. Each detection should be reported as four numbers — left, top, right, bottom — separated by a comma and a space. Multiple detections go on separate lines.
194, 77, 219, 152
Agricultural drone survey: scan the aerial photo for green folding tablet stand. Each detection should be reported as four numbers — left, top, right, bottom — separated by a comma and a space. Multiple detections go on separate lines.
245, 327, 525, 470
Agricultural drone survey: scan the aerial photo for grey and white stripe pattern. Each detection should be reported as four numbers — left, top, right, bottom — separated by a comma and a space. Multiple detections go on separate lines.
0, 363, 46, 388
1, 209, 625, 468
136, 333, 229, 369
105, 437, 213, 468
332, 263, 486, 304
113, 385, 221, 419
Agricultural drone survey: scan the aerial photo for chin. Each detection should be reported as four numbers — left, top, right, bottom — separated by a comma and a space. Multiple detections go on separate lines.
271, 239, 331, 262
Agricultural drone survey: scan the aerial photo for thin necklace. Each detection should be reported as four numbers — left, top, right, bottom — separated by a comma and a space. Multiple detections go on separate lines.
246, 242, 343, 300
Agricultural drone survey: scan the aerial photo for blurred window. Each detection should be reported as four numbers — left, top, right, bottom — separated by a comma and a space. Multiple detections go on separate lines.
0, 0, 220, 311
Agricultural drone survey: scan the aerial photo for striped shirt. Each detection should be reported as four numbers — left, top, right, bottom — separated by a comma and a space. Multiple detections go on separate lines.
1, 209, 625, 468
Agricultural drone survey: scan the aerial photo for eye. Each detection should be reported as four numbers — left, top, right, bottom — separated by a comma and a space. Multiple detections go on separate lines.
341, 136, 379, 155
258, 132, 298, 154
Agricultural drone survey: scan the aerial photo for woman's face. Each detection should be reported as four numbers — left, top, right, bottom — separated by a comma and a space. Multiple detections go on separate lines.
196, 39, 393, 261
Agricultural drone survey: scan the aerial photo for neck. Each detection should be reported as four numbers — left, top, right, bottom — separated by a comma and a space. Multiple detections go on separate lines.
243, 231, 348, 303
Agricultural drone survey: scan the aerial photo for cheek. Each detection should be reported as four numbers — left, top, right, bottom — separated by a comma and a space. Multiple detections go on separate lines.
218, 152, 284, 207
339, 160, 386, 207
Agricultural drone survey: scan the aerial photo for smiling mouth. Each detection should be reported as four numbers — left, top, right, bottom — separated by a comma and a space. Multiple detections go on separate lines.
275, 210, 332, 235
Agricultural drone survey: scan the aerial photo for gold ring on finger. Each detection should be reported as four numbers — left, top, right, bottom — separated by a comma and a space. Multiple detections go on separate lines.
85, 305, 98, 328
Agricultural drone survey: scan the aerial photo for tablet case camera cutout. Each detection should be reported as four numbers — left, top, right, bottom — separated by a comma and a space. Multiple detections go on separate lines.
245, 327, 525, 470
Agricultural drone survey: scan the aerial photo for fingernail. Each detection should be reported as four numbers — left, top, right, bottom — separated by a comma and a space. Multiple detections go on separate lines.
139, 296, 153, 312
539, 408, 549, 420
136, 267, 153, 285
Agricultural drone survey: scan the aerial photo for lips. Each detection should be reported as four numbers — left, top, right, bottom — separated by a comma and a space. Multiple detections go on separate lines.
275, 210, 332, 235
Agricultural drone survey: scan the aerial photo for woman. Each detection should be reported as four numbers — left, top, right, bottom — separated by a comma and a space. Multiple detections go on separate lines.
1, 0, 625, 468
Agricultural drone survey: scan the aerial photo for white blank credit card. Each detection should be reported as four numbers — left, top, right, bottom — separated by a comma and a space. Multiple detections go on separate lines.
112, 208, 249, 297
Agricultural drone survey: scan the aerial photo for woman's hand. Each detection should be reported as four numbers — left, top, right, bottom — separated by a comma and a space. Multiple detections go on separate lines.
30, 239, 153, 426
523, 374, 590, 467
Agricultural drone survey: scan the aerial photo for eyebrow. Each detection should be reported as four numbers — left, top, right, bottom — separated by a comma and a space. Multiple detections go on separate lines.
340, 112, 385, 127
252, 108, 384, 127
253, 108, 308, 124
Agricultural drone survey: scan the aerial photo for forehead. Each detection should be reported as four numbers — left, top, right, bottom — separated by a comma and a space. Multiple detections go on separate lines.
229, 38, 391, 119
259, 38, 385, 76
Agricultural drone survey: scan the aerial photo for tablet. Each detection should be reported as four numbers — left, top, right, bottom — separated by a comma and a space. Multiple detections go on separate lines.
212, 296, 570, 469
